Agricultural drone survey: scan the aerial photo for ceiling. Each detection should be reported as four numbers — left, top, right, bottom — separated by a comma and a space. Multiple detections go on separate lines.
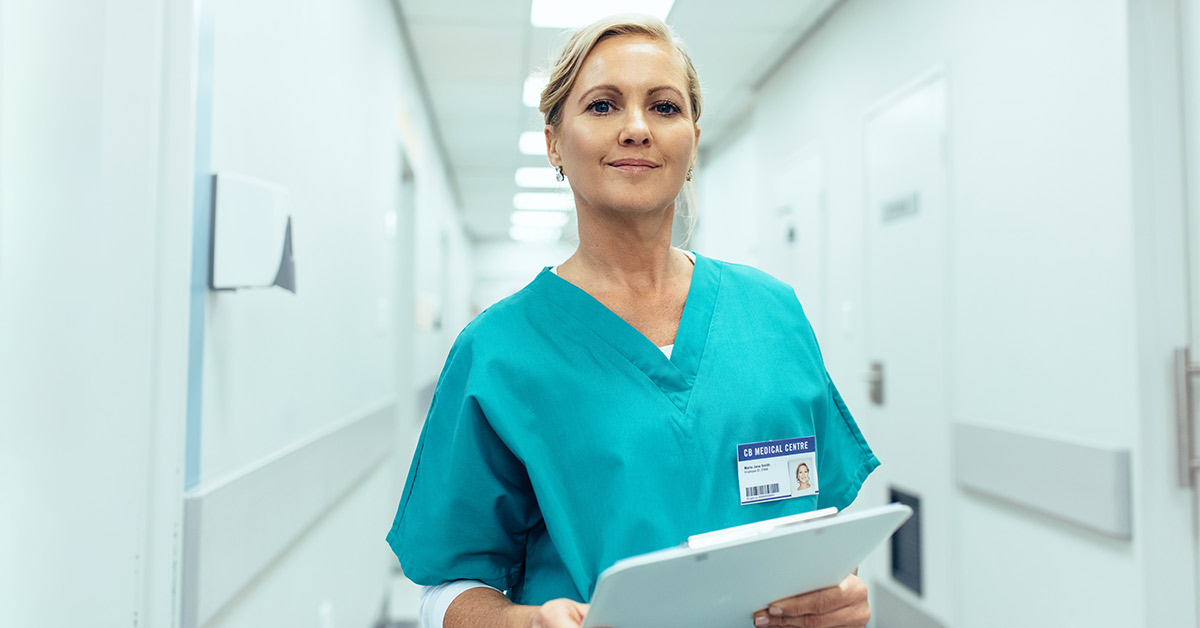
395, 0, 840, 241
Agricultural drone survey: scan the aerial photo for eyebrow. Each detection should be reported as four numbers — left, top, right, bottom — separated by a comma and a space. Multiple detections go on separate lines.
577, 84, 686, 103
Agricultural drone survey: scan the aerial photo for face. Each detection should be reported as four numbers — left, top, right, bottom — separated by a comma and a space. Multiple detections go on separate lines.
796, 464, 809, 483
546, 35, 700, 220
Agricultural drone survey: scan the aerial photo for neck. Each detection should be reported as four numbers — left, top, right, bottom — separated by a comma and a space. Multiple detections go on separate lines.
562, 202, 683, 293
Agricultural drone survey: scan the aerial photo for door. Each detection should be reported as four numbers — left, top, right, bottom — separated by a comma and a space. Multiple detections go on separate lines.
860, 72, 951, 626
1182, 1, 1200, 621
761, 147, 826, 335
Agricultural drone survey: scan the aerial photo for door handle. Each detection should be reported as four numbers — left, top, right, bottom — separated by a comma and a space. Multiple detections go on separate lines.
1173, 347, 1200, 487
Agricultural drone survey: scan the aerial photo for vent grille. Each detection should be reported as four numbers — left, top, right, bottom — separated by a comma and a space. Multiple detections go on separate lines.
889, 487, 922, 596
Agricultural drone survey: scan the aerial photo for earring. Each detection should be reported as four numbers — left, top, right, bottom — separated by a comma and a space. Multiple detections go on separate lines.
555, 166, 565, 182
686, 168, 693, 182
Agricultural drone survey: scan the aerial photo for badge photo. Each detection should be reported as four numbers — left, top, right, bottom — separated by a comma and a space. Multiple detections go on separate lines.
789, 454, 818, 497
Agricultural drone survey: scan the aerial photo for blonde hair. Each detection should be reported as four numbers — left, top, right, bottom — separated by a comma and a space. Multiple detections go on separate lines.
538, 15, 703, 127
537, 14, 703, 245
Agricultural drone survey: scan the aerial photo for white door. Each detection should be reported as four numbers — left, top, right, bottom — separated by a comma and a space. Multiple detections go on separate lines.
761, 148, 826, 335
859, 72, 951, 626
1182, 1, 1200, 621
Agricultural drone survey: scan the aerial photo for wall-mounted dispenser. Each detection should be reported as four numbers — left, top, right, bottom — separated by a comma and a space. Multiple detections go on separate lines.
209, 172, 295, 293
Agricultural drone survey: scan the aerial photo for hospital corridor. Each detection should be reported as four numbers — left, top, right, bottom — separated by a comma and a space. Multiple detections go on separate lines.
5, 0, 1200, 627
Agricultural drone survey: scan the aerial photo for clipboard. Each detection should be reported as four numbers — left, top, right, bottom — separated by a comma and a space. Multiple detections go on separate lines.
581, 503, 913, 628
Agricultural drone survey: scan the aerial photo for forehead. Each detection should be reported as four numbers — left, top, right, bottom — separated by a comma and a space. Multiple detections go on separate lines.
574, 35, 688, 92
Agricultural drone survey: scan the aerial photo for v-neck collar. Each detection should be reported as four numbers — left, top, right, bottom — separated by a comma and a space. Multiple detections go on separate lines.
529, 252, 721, 414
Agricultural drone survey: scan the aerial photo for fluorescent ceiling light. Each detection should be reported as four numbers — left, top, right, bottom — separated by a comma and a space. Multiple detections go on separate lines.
511, 210, 569, 228
514, 192, 573, 211
510, 225, 564, 242
530, 0, 676, 28
516, 167, 567, 188
524, 75, 549, 108
519, 131, 547, 156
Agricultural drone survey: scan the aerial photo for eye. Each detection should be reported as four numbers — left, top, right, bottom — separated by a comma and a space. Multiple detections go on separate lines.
653, 101, 682, 116
587, 100, 613, 114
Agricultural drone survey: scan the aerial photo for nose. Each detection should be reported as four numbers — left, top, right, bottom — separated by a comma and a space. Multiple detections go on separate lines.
620, 110, 650, 146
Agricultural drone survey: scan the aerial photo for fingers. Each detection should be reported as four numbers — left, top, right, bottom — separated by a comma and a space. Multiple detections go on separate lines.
532, 599, 591, 628
753, 603, 869, 628
772, 575, 867, 615
751, 575, 870, 628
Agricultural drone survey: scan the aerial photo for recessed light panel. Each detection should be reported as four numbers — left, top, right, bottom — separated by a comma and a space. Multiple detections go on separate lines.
514, 192, 573, 211
519, 131, 548, 156
530, 0, 676, 28
524, 75, 550, 108
511, 210, 569, 228
516, 167, 567, 188
510, 225, 564, 242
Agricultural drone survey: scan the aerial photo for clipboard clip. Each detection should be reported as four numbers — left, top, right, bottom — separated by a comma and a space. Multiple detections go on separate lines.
686, 507, 840, 550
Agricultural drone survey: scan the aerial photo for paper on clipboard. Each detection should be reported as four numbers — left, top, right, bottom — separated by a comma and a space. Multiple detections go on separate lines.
581, 503, 913, 628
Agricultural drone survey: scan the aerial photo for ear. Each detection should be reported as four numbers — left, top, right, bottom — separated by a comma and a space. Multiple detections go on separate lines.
690, 123, 702, 170
545, 125, 561, 167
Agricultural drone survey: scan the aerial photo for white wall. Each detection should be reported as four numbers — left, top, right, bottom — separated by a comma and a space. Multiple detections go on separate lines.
413, 205, 474, 388
472, 240, 577, 313
200, 463, 398, 628
0, 0, 472, 626
692, 120, 763, 268
696, 0, 1191, 626
202, 0, 418, 486
0, 1, 195, 626
199, 0, 469, 626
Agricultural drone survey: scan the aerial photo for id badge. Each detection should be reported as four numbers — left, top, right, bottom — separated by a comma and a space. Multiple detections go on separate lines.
736, 437, 819, 505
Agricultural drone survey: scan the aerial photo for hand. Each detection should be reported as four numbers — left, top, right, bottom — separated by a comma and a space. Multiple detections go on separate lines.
751, 574, 870, 628
529, 598, 590, 628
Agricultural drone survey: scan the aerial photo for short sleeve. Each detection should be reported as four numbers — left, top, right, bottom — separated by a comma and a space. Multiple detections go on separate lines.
386, 338, 540, 591
786, 287, 880, 512
815, 372, 880, 511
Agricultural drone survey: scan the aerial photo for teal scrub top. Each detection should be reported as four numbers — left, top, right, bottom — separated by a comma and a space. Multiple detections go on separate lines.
386, 253, 879, 604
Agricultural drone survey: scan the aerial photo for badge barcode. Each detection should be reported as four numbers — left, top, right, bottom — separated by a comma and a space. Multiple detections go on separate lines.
745, 483, 780, 498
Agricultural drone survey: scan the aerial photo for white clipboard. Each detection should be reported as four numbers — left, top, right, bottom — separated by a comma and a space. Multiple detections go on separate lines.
581, 503, 913, 628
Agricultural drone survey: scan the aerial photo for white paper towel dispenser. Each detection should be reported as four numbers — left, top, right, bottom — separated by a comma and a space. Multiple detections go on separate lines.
209, 172, 295, 293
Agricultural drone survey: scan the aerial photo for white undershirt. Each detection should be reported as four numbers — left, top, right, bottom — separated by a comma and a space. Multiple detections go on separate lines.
421, 580, 498, 628
419, 251, 693, 627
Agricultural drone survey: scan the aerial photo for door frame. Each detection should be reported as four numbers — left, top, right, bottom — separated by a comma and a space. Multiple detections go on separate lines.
1127, 0, 1200, 625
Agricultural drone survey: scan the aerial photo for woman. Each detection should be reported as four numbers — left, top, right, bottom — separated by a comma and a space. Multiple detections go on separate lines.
796, 462, 812, 492
387, 15, 878, 628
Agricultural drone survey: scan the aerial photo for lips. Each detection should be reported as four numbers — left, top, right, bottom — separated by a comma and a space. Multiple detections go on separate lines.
609, 159, 660, 172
